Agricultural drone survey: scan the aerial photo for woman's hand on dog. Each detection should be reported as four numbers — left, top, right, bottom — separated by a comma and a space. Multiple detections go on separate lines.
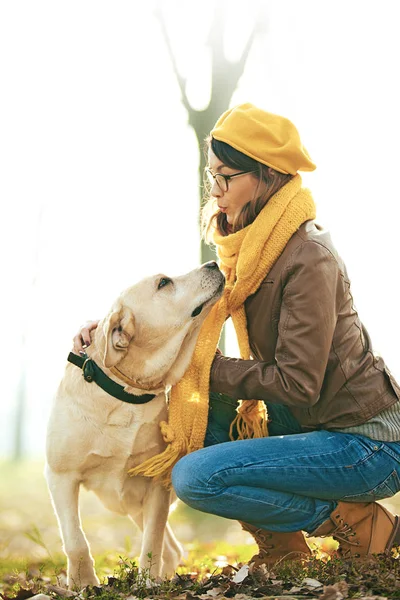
73, 320, 100, 354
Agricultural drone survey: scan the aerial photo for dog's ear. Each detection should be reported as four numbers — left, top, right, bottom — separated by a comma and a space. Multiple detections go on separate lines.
103, 306, 135, 368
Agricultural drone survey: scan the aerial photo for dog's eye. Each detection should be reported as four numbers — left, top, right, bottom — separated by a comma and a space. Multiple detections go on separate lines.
158, 277, 172, 290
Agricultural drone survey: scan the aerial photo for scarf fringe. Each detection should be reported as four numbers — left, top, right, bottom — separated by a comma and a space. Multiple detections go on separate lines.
128, 441, 184, 488
229, 400, 269, 440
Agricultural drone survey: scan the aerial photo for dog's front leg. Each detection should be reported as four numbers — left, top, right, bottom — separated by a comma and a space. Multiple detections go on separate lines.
161, 521, 183, 577
45, 467, 99, 589
140, 480, 171, 578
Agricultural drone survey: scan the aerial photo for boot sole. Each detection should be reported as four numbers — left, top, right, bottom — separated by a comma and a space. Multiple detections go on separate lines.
386, 515, 400, 554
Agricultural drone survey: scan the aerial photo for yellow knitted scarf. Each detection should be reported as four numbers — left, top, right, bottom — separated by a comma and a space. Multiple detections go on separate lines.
129, 175, 316, 487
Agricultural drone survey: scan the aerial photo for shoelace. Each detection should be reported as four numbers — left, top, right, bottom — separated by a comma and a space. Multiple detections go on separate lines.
332, 519, 361, 558
332, 521, 360, 546
253, 529, 274, 552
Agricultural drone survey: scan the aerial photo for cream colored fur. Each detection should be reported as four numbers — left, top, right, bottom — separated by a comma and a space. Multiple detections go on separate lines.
45, 263, 224, 589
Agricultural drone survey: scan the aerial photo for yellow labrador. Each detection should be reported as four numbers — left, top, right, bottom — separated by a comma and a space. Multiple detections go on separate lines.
45, 262, 225, 588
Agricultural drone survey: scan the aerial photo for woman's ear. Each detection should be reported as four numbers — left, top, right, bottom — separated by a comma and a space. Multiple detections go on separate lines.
102, 306, 135, 368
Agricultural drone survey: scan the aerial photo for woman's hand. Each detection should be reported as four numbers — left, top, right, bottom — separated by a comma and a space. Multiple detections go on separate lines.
72, 320, 100, 355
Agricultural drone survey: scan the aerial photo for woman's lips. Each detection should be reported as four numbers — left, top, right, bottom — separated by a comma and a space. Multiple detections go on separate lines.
218, 206, 227, 213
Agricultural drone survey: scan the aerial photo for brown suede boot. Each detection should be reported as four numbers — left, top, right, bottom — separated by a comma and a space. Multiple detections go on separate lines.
310, 501, 400, 557
240, 521, 312, 566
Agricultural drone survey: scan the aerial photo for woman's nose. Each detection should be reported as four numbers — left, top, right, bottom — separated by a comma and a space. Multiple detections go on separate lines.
211, 180, 222, 197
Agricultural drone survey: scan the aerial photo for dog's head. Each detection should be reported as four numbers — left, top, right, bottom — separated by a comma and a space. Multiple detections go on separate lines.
94, 262, 225, 389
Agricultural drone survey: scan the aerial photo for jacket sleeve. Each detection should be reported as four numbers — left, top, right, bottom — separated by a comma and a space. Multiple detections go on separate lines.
210, 241, 344, 408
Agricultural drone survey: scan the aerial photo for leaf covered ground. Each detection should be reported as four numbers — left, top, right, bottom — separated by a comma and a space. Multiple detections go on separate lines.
2, 461, 400, 599
2, 553, 400, 600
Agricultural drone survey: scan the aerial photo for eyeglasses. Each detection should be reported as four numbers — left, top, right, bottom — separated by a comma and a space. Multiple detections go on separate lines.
205, 168, 255, 193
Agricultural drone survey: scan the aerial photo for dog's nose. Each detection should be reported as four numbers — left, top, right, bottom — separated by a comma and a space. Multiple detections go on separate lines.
203, 261, 219, 270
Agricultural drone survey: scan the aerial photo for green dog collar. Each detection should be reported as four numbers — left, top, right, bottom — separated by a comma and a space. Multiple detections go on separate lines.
67, 352, 156, 404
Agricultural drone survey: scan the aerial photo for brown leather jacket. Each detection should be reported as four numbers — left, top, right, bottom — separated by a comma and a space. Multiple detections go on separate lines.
210, 220, 400, 430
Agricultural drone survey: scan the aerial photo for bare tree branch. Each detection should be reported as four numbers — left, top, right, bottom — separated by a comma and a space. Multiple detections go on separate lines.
154, 4, 191, 112
154, 2, 267, 143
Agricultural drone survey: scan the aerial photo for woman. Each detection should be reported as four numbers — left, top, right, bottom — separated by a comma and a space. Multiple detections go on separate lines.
75, 103, 400, 564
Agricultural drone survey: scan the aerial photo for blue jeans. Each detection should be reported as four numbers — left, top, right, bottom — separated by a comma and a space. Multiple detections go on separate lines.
172, 393, 400, 533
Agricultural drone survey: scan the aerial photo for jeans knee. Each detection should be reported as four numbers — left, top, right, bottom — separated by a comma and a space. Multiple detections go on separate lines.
172, 454, 196, 503
172, 453, 211, 508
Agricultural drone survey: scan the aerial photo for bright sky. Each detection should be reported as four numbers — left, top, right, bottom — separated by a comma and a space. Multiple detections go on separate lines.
1, 0, 399, 457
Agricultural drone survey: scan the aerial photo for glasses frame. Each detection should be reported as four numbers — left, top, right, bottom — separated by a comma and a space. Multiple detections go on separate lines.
205, 168, 256, 192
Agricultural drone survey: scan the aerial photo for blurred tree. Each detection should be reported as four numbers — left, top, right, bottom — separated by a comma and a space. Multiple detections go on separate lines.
13, 334, 27, 461
155, 1, 267, 350
155, 1, 266, 264
12, 208, 44, 460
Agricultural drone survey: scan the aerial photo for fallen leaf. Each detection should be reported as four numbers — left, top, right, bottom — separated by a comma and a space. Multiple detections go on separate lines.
0, 589, 37, 600
171, 574, 198, 589
361, 597, 388, 600
221, 565, 235, 577
206, 588, 224, 597
333, 581, 349, 598
319, 585, 343, 600
231, 564, 249, 583
303, 577, 323, 588
357, 597, 388, 600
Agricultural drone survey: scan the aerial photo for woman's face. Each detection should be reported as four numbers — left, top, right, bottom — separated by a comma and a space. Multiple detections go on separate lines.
207, 148, 261, 227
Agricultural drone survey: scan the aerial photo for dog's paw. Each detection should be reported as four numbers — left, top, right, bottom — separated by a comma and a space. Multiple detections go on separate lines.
68, 570, 100, 590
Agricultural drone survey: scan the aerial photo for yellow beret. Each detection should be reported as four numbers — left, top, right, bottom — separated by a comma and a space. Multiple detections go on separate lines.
210, 103, 316, 175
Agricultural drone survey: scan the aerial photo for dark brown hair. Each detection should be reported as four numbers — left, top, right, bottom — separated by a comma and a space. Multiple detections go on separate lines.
201, 137, 293, 241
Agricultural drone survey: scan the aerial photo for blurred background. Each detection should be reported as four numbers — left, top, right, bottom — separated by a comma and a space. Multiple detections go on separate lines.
1, 0, 399, 574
